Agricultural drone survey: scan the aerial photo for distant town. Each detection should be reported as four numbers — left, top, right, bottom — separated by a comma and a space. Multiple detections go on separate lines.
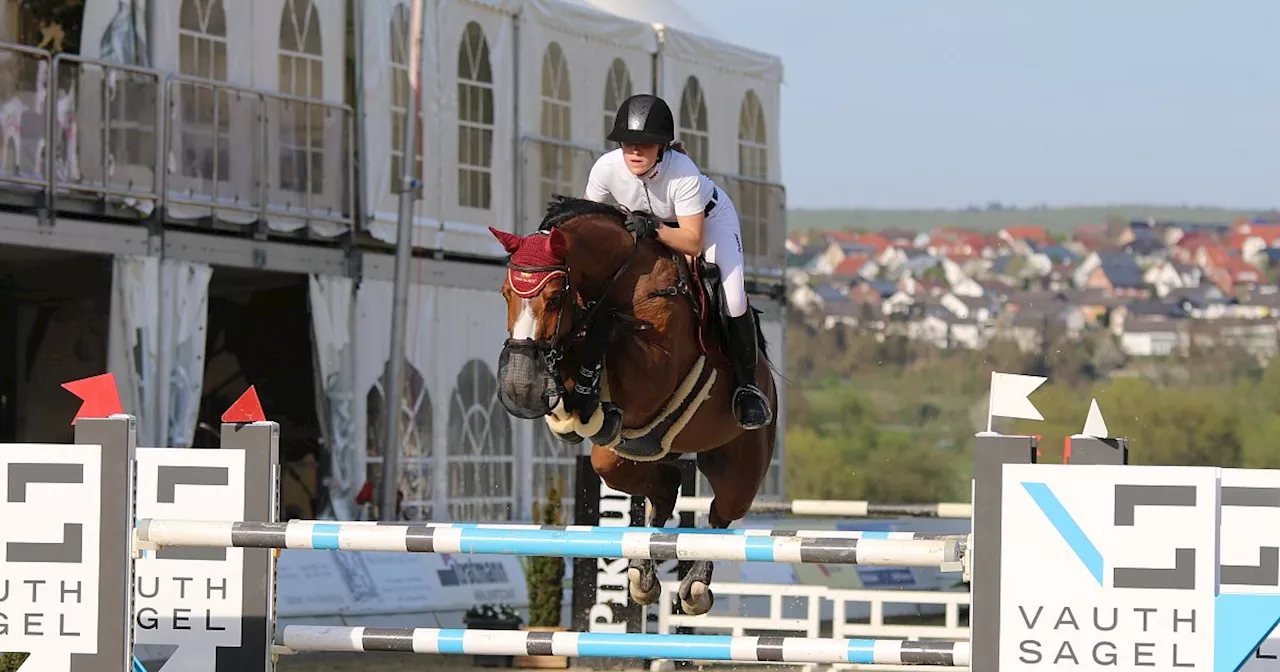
785, 216, 1280, 360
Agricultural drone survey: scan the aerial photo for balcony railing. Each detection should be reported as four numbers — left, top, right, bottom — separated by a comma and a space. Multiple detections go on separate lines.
0, 42, 355, 236
0, 40, 786, 262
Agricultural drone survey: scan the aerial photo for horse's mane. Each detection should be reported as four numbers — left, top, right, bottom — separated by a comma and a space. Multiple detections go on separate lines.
538, 195, 629, 231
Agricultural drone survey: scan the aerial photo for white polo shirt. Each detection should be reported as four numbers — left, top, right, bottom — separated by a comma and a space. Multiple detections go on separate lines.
583, 148, 716, 220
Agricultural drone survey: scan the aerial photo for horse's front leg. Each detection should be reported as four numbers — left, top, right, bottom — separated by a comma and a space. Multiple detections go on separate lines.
560, 318, 621, 445
591, 447, 681, 606
627, 470, 681, 606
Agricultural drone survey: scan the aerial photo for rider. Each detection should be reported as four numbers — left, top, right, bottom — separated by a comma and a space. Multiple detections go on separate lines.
583, 93, 772, 431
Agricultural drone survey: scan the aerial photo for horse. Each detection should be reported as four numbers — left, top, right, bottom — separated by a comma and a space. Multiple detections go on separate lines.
488, 196, 778, 616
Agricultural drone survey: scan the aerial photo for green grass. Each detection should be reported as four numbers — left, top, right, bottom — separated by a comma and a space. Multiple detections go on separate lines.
787, 205, 1271, 235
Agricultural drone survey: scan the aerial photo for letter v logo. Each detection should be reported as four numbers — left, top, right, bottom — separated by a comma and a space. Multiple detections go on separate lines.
1022, 482, 1105, 586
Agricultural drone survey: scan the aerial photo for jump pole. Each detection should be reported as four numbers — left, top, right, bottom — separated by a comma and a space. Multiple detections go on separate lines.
673, 497, 974, 519
135, 519, 965, 568
292, 519, 959, 539
276, 626, 973, 667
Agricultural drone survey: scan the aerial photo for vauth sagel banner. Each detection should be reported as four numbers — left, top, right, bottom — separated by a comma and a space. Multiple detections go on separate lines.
999, 462, 1280, 671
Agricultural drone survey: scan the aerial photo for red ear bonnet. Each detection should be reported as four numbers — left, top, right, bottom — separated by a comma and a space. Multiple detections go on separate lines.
489, 226, 525, 254
501, 229, 568, 298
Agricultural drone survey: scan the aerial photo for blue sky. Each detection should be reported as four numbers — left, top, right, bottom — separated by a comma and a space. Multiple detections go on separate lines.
682, 0, 1279, 211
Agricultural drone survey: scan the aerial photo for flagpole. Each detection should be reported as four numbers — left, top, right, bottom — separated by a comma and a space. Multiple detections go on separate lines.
381, 0, 427, 522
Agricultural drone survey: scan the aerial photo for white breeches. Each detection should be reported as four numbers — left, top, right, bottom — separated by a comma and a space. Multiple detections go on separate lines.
701, 196, 748, 318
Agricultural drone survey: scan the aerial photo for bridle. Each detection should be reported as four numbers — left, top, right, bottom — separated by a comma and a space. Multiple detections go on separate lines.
503, 221, 646, 405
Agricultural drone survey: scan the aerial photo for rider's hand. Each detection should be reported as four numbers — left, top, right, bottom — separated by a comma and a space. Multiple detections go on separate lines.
625, 212, 660, 240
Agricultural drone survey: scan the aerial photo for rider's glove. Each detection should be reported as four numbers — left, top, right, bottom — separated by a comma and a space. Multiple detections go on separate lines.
626, 212, 660, 240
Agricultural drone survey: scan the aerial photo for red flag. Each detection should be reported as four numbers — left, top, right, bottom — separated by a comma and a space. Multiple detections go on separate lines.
222, 386, 266, 423
61, 373, 124, 425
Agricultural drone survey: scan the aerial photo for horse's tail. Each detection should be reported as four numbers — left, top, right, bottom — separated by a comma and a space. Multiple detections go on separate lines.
753, 306, 770, 364
754, 306, 796, 397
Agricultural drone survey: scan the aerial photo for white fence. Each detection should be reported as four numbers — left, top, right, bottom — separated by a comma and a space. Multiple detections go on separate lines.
654, 582, 969, 640
651, 581, 969, 671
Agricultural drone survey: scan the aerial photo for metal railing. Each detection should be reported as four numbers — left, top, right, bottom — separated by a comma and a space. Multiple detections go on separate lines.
516, 134, 605, 234
0, 39, 787, 250
706, 170, 788, 279
0, 44, 53, 192
163, 73, 268, 221
51, 52, 164, 207
0, 41, 355, 233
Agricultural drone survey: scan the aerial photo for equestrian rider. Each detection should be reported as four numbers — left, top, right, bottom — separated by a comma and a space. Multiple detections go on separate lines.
583, 93, 773, 431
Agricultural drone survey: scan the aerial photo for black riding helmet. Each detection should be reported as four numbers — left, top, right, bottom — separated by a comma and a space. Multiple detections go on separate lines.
607, 94, 675, 146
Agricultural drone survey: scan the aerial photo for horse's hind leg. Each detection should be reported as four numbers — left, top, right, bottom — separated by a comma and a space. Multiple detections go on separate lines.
679, 432, 775, 616
589, 446, 682, 606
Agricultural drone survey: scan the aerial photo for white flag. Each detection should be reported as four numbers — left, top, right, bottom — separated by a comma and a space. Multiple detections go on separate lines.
1082, 398, 1109, 438
987, 372, 1047, 431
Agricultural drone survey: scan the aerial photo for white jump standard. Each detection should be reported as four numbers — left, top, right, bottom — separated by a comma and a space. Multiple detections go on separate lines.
135, 519, 964, 567
276, 626, 972, 667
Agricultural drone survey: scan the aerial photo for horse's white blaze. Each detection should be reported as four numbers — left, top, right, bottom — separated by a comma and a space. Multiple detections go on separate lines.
513, 299, 536, 340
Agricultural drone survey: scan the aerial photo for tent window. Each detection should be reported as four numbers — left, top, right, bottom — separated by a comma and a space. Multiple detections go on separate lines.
678, 76, 709, 167
538, 42, 573, 212
277, 0, 324, 195
389, 4, 422, 191
177, 0, 229, 182
738, 90, 766, 179
602, 58, 632, 148
457, 21, 494, 210
447, 359, 513, 522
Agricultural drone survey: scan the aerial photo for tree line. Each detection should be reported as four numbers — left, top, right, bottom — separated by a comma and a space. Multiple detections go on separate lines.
781, 318, 1277, 503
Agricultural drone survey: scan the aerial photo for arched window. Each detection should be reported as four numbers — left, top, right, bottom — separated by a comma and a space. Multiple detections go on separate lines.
678, 76, 709, 167
738, 90, 767, 179
736, 90, 769, 270
366, 359, 434, 520
457, 21, 494, 210
447, 359, 513, 521
602, 58, 632, 147
389, 4, 422, 191
533, 426, 583, 514
177, 0, 229, 182
278, 0, 324, 195
538, 42, 573, 214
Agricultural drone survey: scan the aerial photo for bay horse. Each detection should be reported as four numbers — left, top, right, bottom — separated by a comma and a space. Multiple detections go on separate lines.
489, 196, 778, 615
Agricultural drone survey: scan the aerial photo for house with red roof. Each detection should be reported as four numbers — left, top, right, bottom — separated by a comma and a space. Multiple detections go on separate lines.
830, 254, 879, 282
1206, 257, 1264, 296
1000, 226, 1051, 247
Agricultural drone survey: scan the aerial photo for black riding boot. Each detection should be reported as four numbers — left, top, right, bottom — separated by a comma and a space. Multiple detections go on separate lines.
726, 311, 773, 430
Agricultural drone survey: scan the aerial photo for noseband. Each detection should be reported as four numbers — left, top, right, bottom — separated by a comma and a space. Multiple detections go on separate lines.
504, 225, 644, 404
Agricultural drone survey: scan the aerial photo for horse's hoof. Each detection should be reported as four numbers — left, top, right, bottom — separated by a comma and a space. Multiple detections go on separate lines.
554, 430, 582, 444
679, 583, 713, 616
628, 566, 661, 605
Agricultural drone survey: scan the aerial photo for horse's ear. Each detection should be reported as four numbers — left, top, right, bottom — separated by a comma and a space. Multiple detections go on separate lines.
548, 227, 567, 260
489, 226, 524, 254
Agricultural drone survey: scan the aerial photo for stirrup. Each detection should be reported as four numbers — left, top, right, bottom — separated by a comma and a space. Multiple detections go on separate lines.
732, 385, 773, 430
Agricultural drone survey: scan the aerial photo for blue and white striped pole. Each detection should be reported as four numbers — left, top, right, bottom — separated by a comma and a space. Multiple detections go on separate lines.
320, 520, 954, 539
278, 626, 971, 667
136, 519, 964, 566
